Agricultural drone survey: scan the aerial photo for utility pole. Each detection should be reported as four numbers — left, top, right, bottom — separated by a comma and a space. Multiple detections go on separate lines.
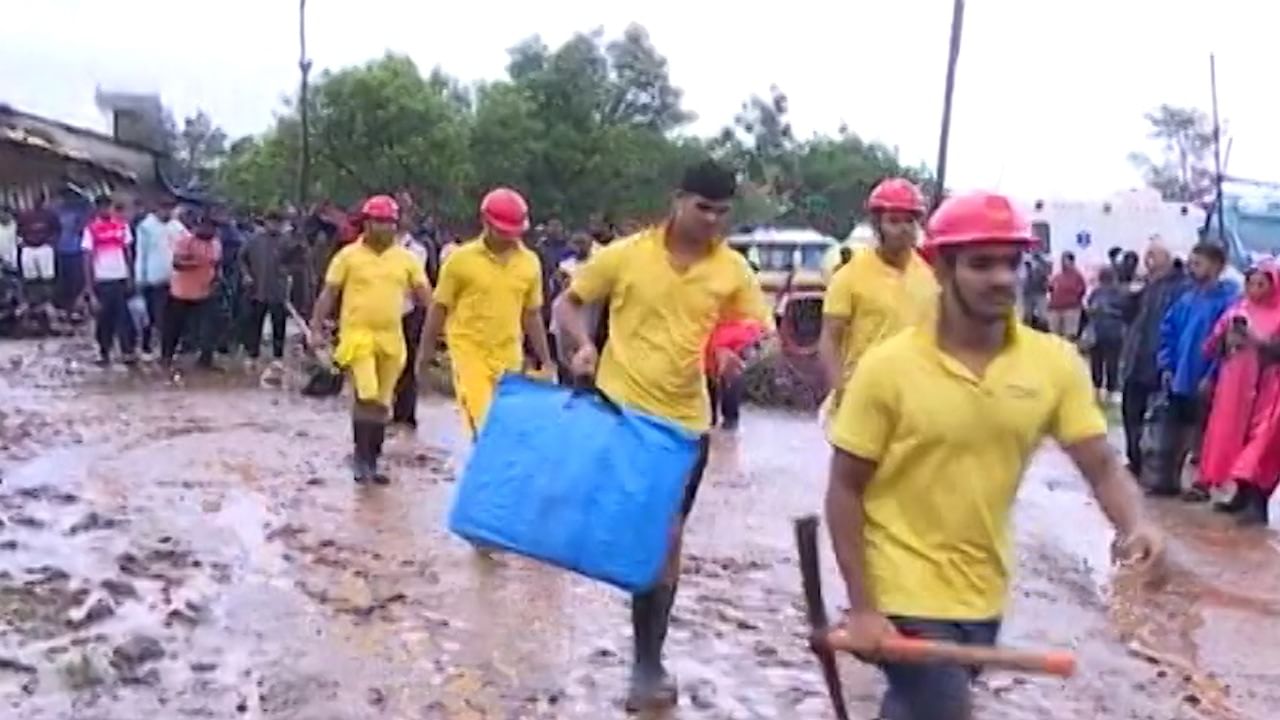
1209, 53, 1226, 245
297, 0, 312, 209
932, 0, 965, 212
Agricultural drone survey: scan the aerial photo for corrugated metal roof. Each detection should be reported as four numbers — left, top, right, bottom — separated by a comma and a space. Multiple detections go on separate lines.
0, 113, 139, 181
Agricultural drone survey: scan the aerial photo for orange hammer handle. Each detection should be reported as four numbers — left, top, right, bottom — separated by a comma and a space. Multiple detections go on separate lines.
879, 637, 1077, 678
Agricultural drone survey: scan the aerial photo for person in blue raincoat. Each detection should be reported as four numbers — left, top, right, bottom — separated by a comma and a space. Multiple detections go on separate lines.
1152, 242, 1239, 498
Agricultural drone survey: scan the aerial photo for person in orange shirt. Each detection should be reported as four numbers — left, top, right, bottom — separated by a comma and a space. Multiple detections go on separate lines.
161, 211, 223, 370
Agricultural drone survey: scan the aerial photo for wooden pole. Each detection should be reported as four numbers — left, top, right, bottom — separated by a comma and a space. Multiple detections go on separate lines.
932, 0, 965, 212
1210, 53, 1225, 244
298, 0, 312, 209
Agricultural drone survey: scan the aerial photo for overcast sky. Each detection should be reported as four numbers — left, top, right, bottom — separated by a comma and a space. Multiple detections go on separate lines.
3, 0, 1278, 198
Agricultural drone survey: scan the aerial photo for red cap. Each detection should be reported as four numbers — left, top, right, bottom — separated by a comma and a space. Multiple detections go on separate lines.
867, 178, 926, 215
480, 187, 530, 237
360, 195, 399, 222
922, 191, 1035, 261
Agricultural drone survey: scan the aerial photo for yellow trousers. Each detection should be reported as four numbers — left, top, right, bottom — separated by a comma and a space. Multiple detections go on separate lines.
452, 357, 501, 437
335, 327, 406, 408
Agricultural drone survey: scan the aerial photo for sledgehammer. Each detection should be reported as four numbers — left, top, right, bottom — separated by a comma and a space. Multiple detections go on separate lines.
793, 515, 1075, 717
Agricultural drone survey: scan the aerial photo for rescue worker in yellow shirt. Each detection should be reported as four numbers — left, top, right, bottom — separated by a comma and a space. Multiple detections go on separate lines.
310, 195, 432, 485
553, 159, 774, 712
824, 191, 1165, 720
818, 178, 938, 417
418, 187, 554, 438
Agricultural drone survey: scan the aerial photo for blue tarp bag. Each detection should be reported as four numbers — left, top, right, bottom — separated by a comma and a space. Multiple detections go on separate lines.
448, 374, 701, 593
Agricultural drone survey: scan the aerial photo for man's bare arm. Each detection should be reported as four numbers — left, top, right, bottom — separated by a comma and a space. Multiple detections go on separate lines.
1063, 436, 1143, 536
309, 285, 338, 336
82, 253, 96, 300
418, 302, 448, 367
411, 281, 433, 311
825, 448, 878, 610
552, 292, 594, 351
522, 308, 554, 370
818, 315, 849, 393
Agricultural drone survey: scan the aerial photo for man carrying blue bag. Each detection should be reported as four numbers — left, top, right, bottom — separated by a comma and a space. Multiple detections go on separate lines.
553, 159, 774, 712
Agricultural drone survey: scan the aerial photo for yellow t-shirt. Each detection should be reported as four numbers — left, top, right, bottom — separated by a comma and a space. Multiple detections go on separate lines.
822, 246, 939, 381
828, 324, 1107, 620
434, 237, 543, 374
325, 239, 429, 336
569, 226, 773, 432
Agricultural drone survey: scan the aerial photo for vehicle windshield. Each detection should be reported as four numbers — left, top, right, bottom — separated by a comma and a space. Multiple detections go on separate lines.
1215, 187, 1280, 262
1236, 213, 1280, 256
746, 243, 830, 272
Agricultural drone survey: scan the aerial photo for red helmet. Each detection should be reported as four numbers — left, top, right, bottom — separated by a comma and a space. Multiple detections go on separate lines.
360, 195, 399, 222
480, 187, 530, 237
866, 178, 926, 215
922, 191, 1035, 260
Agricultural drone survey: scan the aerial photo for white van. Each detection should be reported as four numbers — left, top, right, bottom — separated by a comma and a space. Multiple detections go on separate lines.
1016, 189, 1205, 273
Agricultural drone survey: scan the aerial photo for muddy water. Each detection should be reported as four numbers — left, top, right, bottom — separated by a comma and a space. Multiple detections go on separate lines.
1, 340, 1278, 719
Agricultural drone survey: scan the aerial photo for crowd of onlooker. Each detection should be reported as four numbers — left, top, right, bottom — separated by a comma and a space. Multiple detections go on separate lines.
0, 187, 656, 374
2, 190, 401, 364
1023, 240, 1276, 526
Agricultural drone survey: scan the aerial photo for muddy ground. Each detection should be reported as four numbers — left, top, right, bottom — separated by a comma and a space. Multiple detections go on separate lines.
0, 338, 1278, 719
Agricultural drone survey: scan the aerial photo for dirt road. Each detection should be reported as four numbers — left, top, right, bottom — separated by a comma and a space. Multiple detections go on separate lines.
1, 338, 1278, 719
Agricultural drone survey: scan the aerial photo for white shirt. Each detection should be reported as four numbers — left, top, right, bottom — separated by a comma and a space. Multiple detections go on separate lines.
550, 252, 598, 341
134, 214, 186, 286
81, 224, 134, 282
0, 221, 18, 272
400, 234, 429, 315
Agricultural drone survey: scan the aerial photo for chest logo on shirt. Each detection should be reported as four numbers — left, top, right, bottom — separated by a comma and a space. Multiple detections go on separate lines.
1004, 383, 1041, 400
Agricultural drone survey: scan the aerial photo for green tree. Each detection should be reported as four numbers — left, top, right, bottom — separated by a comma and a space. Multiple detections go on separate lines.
217, 120, 300, 209
469, 82, 544, 199
172, 110, 228, 188
481, 27, 696, 224
715, 85, 930, 236
308, 54, 472, 216
603, 24, 694, 131
1128, 104, 1220, 203
215, 25, 932, 235
792, 134, 932, 237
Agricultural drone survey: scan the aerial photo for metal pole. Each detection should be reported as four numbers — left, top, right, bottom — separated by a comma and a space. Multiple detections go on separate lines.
1210, 53, 1225, 243
298, 0, 312, 208
932, 0, 965, 212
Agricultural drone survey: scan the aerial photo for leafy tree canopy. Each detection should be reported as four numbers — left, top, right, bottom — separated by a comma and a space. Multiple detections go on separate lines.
215, 24, 930, 234
1128, 104, 1221, 204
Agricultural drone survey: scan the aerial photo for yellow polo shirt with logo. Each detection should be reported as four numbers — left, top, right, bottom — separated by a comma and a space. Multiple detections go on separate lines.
325, 238, 430, 405
569, 226, 773, 432
822, 246, 939, 381
828, 323, 1107, 620
434, 237, 543, 432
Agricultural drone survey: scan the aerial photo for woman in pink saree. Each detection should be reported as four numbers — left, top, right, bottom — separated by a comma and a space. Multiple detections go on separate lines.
1198, 262, 1280, 524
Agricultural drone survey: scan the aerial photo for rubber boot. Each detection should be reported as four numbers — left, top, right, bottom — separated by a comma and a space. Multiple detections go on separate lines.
370, 422, 390, 485
351, 419, 376, 484
1237, 485, 1268, 527
626, 586, 678, 713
